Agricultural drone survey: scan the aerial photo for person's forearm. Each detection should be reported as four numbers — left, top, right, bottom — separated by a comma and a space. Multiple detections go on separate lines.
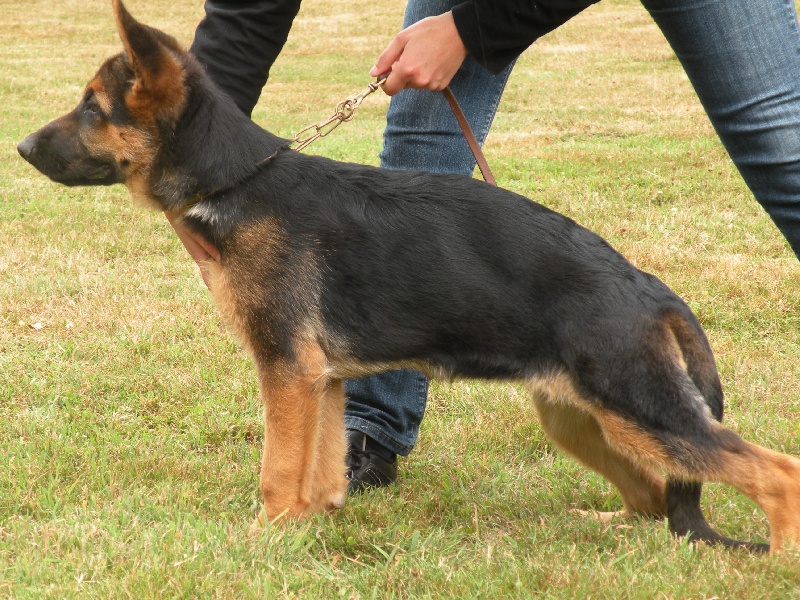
451, 0, 601, 73
190, 0, 302, 116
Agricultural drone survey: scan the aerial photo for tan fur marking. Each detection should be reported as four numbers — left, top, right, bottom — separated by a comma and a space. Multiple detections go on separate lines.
202, 219, 346, 523
527, 372, 671, 465
591, 408, 673, 469
205, 218, 294, 357
206, 259, 240, 342
309, 378, 348, 512
327, 356, 447, 381
661, 322, 688, 373
526, 373, 667, 517
124, 57, 186, 124
76, 77, 160, 205
661, 310, 720, 398
125, 175, 164, 211
85, 120, 157, 208
253, 339, 347, 522
703, 435, 800, 552
531, 369, 800, 551
234, 219, 320, 355
86, 78, 113, 115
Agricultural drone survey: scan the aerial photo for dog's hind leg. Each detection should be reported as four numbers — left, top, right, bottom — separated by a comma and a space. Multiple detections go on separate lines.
696, 432, 800, 553
665, 480, 769, 552
606, 311, 799, 553
590, 403, 800, 553
252, 340, 348, 525
529, 385, 667, 519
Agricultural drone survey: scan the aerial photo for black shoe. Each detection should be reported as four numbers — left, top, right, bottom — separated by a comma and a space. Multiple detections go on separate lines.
346, 430, 398, 494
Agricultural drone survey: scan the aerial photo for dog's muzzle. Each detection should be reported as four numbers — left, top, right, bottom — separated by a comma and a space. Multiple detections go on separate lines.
17, 129, 119, 187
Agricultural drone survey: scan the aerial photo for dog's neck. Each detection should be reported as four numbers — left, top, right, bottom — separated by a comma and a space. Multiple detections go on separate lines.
148, 66, 289, 211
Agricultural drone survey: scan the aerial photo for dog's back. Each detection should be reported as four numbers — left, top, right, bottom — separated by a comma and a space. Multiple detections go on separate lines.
190, 149, 703, 390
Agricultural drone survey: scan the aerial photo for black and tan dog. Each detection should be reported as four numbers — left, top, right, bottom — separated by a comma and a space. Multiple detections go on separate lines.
18, 0, 800, 553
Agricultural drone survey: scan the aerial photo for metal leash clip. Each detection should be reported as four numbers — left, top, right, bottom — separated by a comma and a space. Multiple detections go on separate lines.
292, 74, 387, 151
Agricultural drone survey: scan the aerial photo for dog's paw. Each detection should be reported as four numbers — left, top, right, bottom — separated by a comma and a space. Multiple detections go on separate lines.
309, 475, 348, 514
326, 493, 346, 512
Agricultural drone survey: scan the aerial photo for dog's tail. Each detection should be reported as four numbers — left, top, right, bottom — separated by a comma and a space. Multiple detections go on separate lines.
663, 309, 769, 553
665, 480, 769, 553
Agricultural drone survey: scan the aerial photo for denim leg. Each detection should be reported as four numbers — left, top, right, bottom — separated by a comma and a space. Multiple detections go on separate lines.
343, 0, 514, 456
344, 369, 429, 456
379, 55, 514, 175
642, 0, 800, 258
379, 2, 515, 175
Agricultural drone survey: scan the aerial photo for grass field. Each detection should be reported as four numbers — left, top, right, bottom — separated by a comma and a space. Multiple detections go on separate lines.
2, 0, 799, 597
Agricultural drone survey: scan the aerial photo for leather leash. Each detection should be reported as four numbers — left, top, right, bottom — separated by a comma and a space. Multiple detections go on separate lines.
441, 86, 496, 186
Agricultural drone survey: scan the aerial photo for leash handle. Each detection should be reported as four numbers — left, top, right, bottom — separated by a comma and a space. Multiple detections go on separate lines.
441, 86, 496, 187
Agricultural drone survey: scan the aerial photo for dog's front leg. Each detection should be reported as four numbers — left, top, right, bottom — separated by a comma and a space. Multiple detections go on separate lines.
252, 345, 348, 528
308, 377, 348, 513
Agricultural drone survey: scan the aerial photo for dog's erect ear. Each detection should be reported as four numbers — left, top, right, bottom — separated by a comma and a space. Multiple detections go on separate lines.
112, 0, 186, 117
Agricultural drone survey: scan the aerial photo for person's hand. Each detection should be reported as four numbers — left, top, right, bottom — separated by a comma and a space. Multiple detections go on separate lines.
370, 12, 467, 96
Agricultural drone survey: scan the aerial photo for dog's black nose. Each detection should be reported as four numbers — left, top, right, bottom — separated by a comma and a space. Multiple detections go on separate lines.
17, 135, 36, 160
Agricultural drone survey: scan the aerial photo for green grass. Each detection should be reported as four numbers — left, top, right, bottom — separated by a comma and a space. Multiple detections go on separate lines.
2, 0, 799, 597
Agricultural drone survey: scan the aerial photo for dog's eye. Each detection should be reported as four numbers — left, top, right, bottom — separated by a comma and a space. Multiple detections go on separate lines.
83, 97, 104, 117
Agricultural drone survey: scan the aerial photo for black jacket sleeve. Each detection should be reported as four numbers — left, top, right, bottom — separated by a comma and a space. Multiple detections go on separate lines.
451, 0, 600, 74
190, 0, 302, 117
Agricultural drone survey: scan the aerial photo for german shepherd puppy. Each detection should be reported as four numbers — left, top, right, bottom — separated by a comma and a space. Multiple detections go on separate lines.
18, 0, 800, 553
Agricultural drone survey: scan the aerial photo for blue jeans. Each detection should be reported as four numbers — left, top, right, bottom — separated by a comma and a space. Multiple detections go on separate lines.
643, 0, 800, 257
344, 0, 800, 456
